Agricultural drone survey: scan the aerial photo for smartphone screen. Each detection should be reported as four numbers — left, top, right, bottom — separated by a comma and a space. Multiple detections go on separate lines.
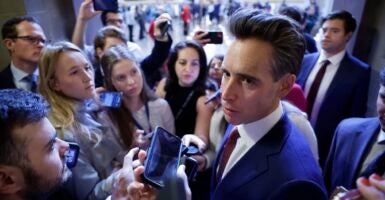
93, 0, 118, 11
99, 92, 122, 108
143, 127, 182, 188
65, 142, 80, 169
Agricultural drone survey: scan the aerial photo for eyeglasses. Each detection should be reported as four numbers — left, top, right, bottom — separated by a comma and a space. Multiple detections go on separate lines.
14, 36, 47, 45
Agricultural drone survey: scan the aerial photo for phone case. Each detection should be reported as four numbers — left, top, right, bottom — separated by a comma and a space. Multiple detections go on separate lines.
142, 127, 183, 188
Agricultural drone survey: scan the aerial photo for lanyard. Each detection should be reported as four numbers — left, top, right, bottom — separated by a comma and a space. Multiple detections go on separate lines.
174, 91, 195, 120
133, 102, 152, 133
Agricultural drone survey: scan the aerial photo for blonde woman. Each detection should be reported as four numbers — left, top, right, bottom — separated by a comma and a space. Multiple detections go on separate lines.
101, 45, 175, 138
38, 41, 135, 199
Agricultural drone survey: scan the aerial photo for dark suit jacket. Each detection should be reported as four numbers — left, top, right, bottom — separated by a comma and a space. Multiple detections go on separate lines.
210, 114, 327, 200
0, 65, 16, 89
323, 117, 379, 194
296, 52, 370, 166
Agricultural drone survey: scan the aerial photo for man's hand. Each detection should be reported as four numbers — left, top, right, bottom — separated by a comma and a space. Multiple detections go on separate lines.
177, 165, 192, 200
357, 174, 385, 200
182, 134, 207, 153
192, 30, 211, 46
78, 0, 100, 21
153, 13, 172, 41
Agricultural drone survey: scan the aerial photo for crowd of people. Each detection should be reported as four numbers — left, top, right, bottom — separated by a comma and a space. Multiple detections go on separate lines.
1, 0, 385, 199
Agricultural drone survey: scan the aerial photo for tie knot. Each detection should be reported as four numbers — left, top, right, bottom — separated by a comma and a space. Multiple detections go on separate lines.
228, 127, 240, 143
323, 60, 331, 66
23, 74, 37, 83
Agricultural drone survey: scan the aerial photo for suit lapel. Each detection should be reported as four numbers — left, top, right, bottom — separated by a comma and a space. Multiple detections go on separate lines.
298, 53, 319, 89
348, 119, 380, 186
323, 53, 351, 101
213, 115, 290, 194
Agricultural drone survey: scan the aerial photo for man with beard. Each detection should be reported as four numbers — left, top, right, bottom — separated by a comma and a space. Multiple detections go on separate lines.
0, 89, 71, 200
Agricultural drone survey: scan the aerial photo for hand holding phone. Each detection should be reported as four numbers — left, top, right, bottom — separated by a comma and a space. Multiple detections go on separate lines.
203, 31, 223, 44
142, 127, 183, 188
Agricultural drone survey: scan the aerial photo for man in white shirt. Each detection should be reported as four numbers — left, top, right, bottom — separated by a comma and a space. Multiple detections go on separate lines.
296, 10, 370, 167
210, 8, 326, 200
0, 16, 46, 92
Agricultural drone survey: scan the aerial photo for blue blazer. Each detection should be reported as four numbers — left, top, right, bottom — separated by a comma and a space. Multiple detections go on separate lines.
324, 117, 379, 194
210, 114, 327, 200
296, 52, 370, 166
0, 65, 16, 89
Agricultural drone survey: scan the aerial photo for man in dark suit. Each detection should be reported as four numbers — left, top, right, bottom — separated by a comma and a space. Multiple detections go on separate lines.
210, 9, 326, 200
324, 67, 385, 195
296, 10, 370, 167
0, 16, 46, 91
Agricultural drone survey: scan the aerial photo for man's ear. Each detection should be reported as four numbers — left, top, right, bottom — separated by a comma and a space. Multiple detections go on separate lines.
0, 166, 24, 195
279, 74, 295, 98
345, 32, 353, 42
95, 47, 104, 60
3, 39, 15, 53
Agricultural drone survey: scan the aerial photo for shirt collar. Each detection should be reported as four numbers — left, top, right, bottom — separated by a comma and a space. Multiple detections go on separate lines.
319, 50, 346, 66
10, 62, 39, 81
237, 101, 284, 143
377, 129, 385, 144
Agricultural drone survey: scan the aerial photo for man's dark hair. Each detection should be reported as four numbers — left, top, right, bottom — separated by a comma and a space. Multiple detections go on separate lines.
0, 89, 50, 166
101, 10, 120, 26
93, 26, 127, 57
229, 9, 305, 80
278, 6, 304, 24
321, 10, 357, 33
1, 16, 38, 40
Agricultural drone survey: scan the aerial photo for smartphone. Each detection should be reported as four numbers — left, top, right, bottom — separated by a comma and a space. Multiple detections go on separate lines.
99, 92, 122, 108
181, 156, 198, 182
330, 186, 364, 200
143, 127, 183, 188
204, 31, 223, 44
93, 0, 118, 11
205, 89, 221, 104
65, 142, 80, 169
159, 21, 171, 36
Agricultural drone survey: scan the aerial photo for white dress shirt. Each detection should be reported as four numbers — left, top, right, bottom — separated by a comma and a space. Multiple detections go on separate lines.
10, 63, 38, 91
304, 50, 346, 126
221, 102, 284, 179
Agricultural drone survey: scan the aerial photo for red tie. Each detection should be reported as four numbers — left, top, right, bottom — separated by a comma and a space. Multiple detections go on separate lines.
216, 128, 240, 183
306, 60, 330, 117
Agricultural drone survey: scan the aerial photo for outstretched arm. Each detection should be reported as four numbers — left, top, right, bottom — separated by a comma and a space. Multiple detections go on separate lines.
72, 0, 100, 49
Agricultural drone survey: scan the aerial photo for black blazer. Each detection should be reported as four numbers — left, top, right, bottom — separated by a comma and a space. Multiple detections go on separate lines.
324, 117, 379, 194
0, 65, 17, 89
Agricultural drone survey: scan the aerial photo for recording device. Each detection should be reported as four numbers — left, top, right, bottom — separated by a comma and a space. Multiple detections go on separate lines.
93, 0, 118, 11
143, 127, 183, 188
142, 127, 199, 188
65, 142, 80, 169
159, 20, 171, 37
182, 144, 199, 156
330, 186, 364, 200
205, 89, 221, 104
99, 92, 122, 108
204, 31, 223, 44
181, 156, 198, 181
